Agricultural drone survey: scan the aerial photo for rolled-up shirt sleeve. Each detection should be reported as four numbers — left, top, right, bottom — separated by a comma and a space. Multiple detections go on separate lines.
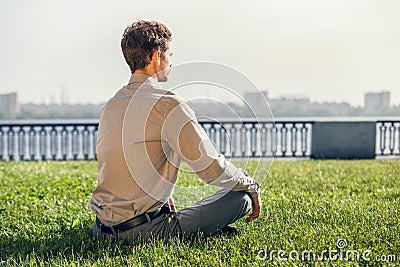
162, 96, 260, 199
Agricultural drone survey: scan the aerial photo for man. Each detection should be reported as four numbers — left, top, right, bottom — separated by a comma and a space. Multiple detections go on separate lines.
88, 20, 261, 244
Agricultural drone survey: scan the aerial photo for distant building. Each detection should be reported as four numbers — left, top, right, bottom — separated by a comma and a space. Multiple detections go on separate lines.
271, 96, 310, 104
364, 91, 390, 111
244, 91, 268, 108
0, 92, 18, 118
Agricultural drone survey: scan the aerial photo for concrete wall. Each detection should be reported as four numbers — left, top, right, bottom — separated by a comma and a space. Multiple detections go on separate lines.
311, 122, 376, 159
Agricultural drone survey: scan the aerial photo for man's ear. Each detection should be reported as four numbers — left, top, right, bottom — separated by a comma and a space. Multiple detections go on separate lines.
151, 50, 161, 65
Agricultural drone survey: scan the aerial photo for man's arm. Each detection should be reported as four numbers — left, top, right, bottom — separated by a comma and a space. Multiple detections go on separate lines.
162, 96, 261, 221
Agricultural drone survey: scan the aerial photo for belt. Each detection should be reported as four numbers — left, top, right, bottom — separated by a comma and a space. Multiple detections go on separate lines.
96, 207, 169, 234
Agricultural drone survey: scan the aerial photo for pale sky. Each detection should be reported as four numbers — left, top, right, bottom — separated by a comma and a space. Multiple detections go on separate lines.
1, 0, 399, 107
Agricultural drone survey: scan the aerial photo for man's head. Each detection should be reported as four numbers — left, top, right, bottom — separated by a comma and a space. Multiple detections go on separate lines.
121, 20, 173, 82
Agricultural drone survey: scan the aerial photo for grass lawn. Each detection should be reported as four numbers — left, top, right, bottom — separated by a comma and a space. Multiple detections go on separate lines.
0, 159, 399, 266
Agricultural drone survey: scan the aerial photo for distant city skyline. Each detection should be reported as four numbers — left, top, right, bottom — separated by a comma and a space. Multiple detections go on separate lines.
5, 90, 398, 120
6, 89, 396, 109
1, 0, 399, 106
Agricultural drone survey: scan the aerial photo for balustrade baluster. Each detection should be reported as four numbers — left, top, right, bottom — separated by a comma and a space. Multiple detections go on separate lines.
301, 123, 308, 157
230, 125, 237, 158
291, 124, 298, 156
0, 128, 3, 161
8, 128, 15, 161
50, 127, 57, 160
250, 123, 257, 157
398, 124, 400, 155
240, 124, 247, 157
18, 127, 25, 160
389, 123, 395, 155
271, 125, 277, 156
72, 126, 79, 160
29, 127, 37, 160
93, 126, 98, 160
260, 124, 267, 157
281, 123, 288, 157
211, 123, 217, 148
219, 124, 225, 155
83, 126, 89, 160
40, 127, 47, 160
61, 127, 69, 160
379, 124, 386, 155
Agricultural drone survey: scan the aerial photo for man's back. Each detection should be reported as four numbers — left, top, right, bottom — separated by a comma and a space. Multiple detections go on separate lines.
89, 74, 181, 226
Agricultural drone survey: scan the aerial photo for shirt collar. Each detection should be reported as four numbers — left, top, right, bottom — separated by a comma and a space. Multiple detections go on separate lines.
127, 73, 159, 86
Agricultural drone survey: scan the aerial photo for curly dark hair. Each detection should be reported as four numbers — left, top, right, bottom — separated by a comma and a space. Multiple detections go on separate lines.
121, 20, 172, 73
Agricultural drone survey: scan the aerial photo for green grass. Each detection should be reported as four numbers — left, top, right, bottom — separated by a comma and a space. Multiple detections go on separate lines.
0, 160, 399, 266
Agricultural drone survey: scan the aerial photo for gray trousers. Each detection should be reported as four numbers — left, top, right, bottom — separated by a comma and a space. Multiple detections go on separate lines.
93, 188, 252, 244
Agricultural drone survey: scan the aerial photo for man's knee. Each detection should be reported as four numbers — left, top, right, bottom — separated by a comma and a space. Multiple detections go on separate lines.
227, 190, 252, 216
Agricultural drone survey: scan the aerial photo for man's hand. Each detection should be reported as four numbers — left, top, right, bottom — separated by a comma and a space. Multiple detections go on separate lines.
246, 194, 261, 223
168, 197, 176, 212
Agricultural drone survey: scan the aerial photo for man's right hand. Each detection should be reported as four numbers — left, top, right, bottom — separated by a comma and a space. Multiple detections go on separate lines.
246, 194, 262, 223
